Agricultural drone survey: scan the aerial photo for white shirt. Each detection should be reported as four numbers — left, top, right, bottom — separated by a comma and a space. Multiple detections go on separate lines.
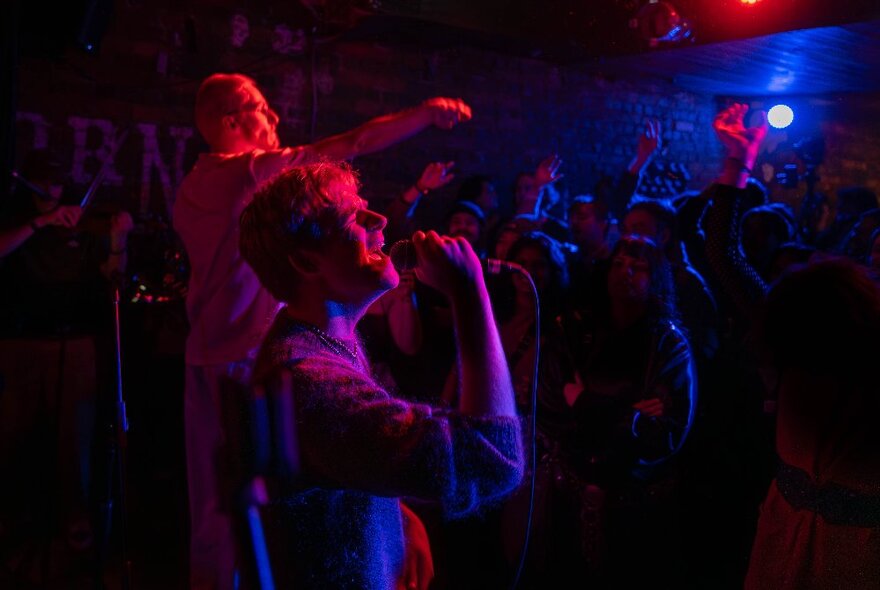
173, 147, 312, 365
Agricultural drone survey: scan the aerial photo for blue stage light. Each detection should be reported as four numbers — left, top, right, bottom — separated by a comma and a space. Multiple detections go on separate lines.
768, 104, 794, 129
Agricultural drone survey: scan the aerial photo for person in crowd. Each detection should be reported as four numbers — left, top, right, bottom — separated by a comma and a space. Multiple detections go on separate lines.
239, 161, 524, 589
745, 258, 880, 589
840, 207, 880, 262
767, 241, 818, 284
597, 119, 663, 219
622, 197, 719, 362
568, 195, 612, 263
671, 190, 712, 280
566, 194, 613, 308
529, 233, 695, 588
814, 186, 877, 252
0, 148, 133, 584
702, 103, 880, 588
172, 71, 473, 589
492, 221, 524, 261
668, 178, 767, 286
443, 200, 486, 257
692, 102, 776, 586
743, 176, 770, 210
457, 174, 503, 250
740, 202, 796, 282
508, 155, 569, 242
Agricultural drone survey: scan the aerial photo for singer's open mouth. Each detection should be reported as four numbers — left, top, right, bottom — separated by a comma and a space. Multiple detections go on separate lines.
367, 242, 386, 262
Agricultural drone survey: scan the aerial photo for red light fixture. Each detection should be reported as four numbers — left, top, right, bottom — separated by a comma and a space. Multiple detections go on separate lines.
740, 0, 761, 5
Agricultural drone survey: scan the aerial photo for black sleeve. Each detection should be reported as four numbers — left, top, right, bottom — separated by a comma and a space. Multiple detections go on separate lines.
702, 183, 768, 320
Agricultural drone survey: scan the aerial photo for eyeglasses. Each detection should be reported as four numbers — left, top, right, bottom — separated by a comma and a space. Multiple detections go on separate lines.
226, 103, 274, 117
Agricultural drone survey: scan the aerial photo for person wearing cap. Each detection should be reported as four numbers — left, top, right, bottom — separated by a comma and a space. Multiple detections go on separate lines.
444, 199, 486, 257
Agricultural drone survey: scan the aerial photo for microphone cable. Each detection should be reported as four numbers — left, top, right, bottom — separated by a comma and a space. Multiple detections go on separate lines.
505, 265, 540, 590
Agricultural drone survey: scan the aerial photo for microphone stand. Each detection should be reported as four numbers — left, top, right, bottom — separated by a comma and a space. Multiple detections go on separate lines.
95, 274, 132, 590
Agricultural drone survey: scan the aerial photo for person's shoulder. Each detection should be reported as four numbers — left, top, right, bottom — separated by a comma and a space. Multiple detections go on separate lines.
254, 146, 312, 165
276, 145, 315, 163
254, 318, 368, 385
190, 150, 253, 169
251, 145, 319, 184
174, 151, 263, 219
177, 151, 249, 188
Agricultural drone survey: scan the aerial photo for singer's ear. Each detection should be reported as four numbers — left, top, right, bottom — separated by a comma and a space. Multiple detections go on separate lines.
287, 250, 319, 276
221, 114, 238, 132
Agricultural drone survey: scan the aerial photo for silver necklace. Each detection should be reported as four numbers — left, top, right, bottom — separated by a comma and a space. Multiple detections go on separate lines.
301, 323, 360, 363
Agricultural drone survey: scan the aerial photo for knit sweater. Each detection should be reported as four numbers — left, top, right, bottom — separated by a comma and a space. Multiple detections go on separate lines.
252, 310, 524, 589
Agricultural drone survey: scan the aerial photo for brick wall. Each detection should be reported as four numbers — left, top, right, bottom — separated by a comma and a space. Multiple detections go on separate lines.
819, 95, 880, 202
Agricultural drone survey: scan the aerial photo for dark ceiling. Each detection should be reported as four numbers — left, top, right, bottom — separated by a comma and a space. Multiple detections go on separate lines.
338, 0, 880, 96
593, 19, 880, 96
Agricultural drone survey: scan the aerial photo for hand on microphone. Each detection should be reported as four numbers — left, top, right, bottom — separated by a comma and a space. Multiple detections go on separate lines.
409, 231, 484, 298
390, 237, 525, 277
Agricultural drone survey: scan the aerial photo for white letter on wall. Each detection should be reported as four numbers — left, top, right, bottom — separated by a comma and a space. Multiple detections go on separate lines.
137, 123, 194, 216
67, 117, 125, 186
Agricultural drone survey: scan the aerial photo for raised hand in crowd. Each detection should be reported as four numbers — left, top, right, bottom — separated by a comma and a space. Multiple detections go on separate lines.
713, 103, 768, 188
387, 161, 457, 244
628, 119, 662, 175
402, 161, 455, 207
534, 153, 564, 189
514, 154, 563, 217
416, 161, 456, 194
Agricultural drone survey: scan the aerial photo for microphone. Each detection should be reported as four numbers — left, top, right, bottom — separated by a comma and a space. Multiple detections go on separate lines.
387, 239, 525, 275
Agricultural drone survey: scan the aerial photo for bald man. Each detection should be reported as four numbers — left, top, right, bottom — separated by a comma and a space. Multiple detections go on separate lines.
173, 72, 471, 590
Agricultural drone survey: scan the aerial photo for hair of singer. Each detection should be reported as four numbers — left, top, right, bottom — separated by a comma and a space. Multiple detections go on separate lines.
240, 161, 360, 302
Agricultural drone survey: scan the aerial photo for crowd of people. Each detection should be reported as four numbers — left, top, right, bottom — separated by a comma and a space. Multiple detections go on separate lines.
1, 72, 878, 589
